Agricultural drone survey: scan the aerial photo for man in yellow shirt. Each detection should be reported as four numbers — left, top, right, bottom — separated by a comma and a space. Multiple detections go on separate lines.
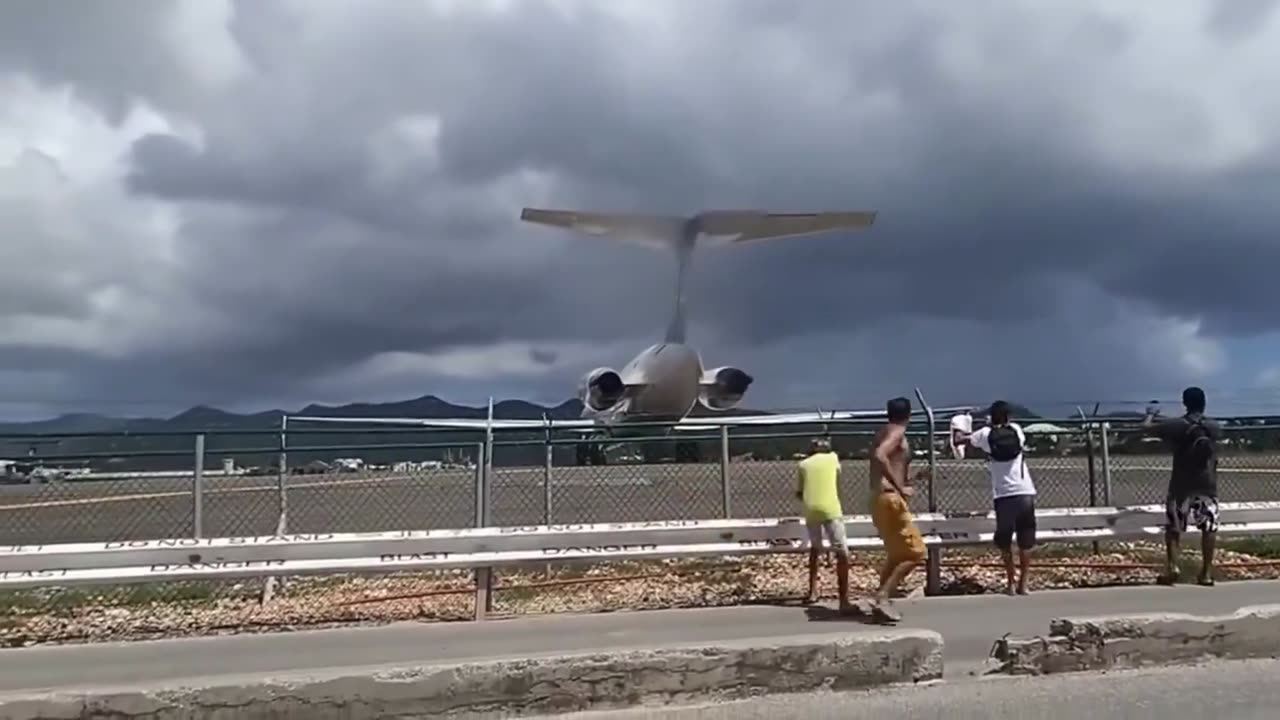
796, 437, 851, 611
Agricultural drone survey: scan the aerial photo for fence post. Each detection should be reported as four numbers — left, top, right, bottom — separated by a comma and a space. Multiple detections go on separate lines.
484, 401, 494, 530
1100, 422, 1113, 506
192, 433, 206, 540
719, 426, 731, 518
261, 417, 289, 605
1077, 407, 1098, 508
1077, 406, 1100, 554
913, 387, 942, 597
543, 429, 553, 525
276, 415, 289, 529
473, 442, 492, 621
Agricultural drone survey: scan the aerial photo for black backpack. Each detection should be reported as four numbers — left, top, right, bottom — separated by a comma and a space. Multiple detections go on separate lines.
1178, 416, 1215, 469
987, 425, 1023, 462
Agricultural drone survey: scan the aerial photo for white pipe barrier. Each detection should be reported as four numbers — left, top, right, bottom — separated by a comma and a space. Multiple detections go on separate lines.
3, 502, 1280, 590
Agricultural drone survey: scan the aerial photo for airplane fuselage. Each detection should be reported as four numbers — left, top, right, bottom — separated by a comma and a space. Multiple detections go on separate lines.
587, 342, 702, 424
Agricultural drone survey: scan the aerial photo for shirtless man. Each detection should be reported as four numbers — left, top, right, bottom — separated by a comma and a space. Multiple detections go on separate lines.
865, 396, 928, 622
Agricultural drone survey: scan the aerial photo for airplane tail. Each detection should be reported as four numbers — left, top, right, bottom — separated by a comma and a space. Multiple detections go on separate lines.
521, 208, 878, 344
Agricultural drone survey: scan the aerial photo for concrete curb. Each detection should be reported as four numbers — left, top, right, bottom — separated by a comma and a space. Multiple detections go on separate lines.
0, 629, 942, 719
990, 603, 1280, 675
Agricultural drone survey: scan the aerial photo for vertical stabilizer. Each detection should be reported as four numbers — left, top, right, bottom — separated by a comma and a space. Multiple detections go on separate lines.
665, 239, 693, 344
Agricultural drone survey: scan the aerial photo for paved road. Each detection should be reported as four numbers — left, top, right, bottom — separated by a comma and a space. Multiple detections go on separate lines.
556, 659, 1280, 719
2, 455, 1279, 544
0, 578, 1272, 694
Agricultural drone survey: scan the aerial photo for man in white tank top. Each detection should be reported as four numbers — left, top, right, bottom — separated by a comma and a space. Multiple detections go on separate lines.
949, 410, 973, 459
952, 401, 1037, 596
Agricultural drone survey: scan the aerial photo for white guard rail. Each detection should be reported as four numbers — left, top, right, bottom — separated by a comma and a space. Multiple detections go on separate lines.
3, 502, 1280, 590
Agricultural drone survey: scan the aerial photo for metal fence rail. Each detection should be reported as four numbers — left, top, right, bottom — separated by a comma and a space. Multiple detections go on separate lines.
5, 502, 1280, 590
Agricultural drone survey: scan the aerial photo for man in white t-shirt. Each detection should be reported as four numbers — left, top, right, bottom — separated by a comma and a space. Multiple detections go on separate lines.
948, 410, 973, 459
952, 400, 1037, 596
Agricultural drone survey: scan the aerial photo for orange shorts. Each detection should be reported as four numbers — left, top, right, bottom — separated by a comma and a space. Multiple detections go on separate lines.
871, 491, 926, 564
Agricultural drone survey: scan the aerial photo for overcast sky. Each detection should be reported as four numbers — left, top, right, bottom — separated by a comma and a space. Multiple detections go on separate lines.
3, 0, 1280, 421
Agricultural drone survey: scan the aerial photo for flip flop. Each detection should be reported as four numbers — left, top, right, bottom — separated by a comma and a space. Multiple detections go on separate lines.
869, 601, 902, 624
841, 599, 871, 616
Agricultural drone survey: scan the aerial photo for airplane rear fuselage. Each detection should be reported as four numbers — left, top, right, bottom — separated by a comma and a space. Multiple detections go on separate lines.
599, 342, 702, 422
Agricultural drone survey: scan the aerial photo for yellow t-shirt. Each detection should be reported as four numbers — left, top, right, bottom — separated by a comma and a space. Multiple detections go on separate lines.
799, 451, 842, 522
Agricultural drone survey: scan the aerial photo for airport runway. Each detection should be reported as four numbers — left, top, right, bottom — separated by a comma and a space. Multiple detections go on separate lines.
2, 455, 1279, 544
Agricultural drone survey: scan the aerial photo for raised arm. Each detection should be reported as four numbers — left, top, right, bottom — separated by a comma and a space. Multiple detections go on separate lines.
1141, 407, 1185, 444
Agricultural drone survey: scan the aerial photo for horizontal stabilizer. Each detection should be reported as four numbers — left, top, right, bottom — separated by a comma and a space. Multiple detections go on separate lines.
520, 208, 877, 249
521, 208, 686, 249
695, 211, 877, 245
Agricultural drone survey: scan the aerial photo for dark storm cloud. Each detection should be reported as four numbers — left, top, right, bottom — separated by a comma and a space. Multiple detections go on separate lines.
1206, 0, 1279, 41
0, 0, 197, 120
2, 0, 1278, 417
135, 0, 1280, 340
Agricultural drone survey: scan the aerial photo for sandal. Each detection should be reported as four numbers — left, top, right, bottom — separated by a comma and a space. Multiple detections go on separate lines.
869, 599, 902, 623
840, 600, 867, 616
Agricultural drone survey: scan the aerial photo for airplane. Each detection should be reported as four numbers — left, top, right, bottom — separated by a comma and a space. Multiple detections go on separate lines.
296, 208, 916, 463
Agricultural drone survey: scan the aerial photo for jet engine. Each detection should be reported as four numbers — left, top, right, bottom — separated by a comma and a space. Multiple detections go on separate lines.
698, 366, 754, 411
579, 367, 626, 412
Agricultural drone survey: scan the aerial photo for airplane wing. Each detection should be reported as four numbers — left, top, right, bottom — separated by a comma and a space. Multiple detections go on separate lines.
287, 416, 591, 430
670, 411, 860, 430
695, 211, 876, 245
289, 413, 842, 433
290, 405, 972, 432
520, 208, 686, 249
668, 405, 975, 430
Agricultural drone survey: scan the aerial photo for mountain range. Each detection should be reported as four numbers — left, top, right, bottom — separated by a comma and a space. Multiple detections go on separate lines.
1, 395, 1054, 435
0, 396, 585, 436
5, 394, 1275, 474
0, 395, 1047, 470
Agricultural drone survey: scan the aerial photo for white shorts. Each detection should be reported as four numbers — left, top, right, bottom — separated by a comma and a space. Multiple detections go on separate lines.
806, 518, 848, 552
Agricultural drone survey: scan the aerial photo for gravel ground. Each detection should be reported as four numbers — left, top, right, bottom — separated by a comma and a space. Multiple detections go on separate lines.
2, 541, 1277, 647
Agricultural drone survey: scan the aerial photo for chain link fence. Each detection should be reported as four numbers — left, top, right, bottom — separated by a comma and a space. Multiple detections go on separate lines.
932, 426, 1099, 512
6, 417, 1280, 646
9, 420, 1280, 544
